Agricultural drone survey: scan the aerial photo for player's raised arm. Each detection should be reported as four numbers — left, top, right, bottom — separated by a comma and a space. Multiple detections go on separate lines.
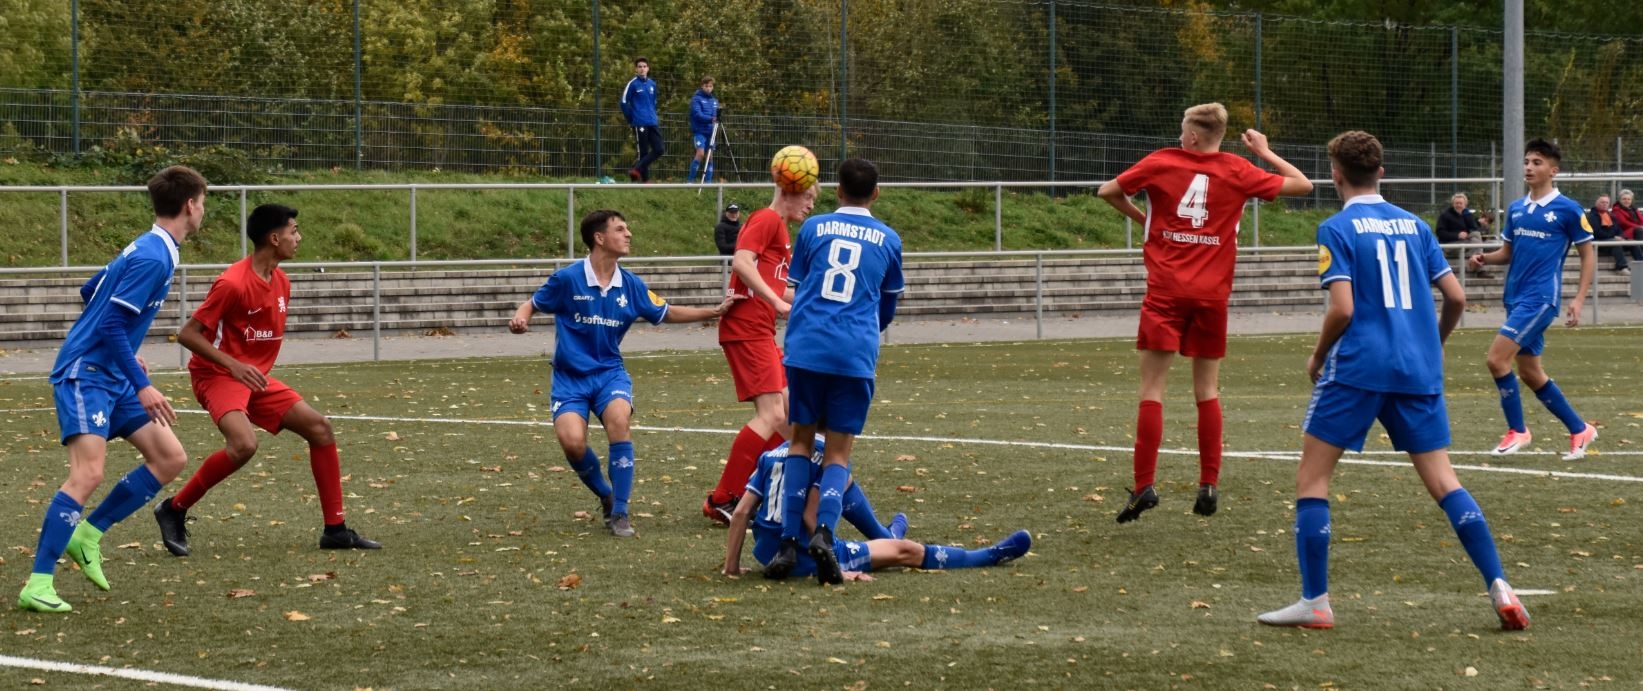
1241, 130, 1313, 197
177, 317, 267, 391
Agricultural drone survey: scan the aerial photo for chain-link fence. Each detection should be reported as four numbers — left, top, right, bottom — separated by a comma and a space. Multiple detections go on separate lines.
2, 1, 1642, 183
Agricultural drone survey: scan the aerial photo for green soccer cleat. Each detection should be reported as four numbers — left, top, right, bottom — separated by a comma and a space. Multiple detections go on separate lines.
17, 576, 71, 613
64, 522, 109, 591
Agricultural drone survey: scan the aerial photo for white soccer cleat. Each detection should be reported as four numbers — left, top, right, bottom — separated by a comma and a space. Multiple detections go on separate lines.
1491, 428, 1532, 456
1561, 424, 1597, 461
1257, 594, 1334, 629
1489, 579, 1530, 631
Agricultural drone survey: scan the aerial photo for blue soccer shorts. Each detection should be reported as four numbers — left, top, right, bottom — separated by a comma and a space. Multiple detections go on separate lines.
550, 368, 634, 421
692, 133, 715, 151
754, 528, 873, 577
54, 373, 151, 445
1498, 301, 1559, 356
1302, 380, 1451, 454
786, 366, 875, 435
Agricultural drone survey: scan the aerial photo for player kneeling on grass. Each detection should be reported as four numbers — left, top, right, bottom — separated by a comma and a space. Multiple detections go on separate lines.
509, 210, 738, 537
722, 439, 1030, 583
155, 203, 380, 555
1257, 131, 1528, 631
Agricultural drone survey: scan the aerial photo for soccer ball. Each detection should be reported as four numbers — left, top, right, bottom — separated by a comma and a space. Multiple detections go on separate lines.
770, 145, 819, 194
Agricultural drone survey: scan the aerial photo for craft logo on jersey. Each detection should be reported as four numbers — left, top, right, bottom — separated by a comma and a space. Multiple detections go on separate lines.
616, 293, 628, 308
573, 294, 594, 301
91, 410, 108, 428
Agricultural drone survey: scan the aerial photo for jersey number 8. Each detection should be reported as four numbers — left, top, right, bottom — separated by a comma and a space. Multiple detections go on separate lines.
821, 239, 863, 303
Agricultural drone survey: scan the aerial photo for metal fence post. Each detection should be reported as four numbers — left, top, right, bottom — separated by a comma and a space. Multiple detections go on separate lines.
372, 264, 381, 361
60, 189, 69, 267
1430, 142, 1437, 207
1125, 217, 1132, 250
567, 186, 577, 259
239, 189, 248, 256
1252, 200, 1261, 248
408, 186, 418, 261
994, 184, 1003, 252
1034, 254, 1044, 339
1456, 247, 1466, 329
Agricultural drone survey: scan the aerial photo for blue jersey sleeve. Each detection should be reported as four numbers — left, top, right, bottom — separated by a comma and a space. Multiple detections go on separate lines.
108, 257, 169, 314
1500, 205, 1517, 244
531, 274, 563, 314
881, 239, 905, 295
1419, 225, 1453, 284
746, 453, 772, 498
1569, 207, 1595, 244
1317, 221, 1352, 286
626, 272, 669, 325
80, 268, 107, 304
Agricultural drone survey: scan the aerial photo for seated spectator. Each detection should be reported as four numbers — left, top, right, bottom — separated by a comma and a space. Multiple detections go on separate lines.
1434, 192, 1484, 244
714, 203, 742, 256
1613, 189, 1642, 241
1586, 194, 1639, 275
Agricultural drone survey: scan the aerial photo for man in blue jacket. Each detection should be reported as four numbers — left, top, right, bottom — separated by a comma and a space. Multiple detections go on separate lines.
621, 57, 664, 182
687, 77, 720, 184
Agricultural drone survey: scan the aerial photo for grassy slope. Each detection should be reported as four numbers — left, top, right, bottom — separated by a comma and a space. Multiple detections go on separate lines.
0, 161, 1333, 266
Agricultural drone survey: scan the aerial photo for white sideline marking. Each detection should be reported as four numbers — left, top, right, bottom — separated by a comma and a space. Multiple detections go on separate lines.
1514, 589, 1559, 596
0, 654, 292, 691
4, 407, 1641, 484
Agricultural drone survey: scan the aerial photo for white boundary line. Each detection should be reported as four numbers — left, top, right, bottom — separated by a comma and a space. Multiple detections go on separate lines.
5, 406, 1641, 484
0, 654, 293, 691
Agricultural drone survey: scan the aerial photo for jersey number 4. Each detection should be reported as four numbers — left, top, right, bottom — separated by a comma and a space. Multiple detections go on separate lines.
1375, 239, 1415, 310
1176, 174, 1210, 228
821, 239, 863, 303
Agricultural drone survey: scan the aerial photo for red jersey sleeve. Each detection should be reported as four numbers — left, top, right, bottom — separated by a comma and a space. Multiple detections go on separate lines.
1114, 154, 1160, 197
189, 272, 239, 334
734, 211, 779, 255
1233, 157, 1286, 202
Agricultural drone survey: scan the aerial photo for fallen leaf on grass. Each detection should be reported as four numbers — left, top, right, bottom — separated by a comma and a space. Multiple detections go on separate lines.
1463, 666, 1478, 677
117, 541, 143, 549
547, 466, 567, 473
871, 594, 894, 601
1072, 586, 1089, 593
661, 615, 681, 624
283, 611, 311, 622
307, 572, 337, 583
896, 485, 918, 493
1082, 493, 1104, 503
894, 454, 917, 462
384, 431, 400, 442
1190, 600, 1212, 609
15, 629, 35, 636
827, 657, 849, 665
557, 573, 582, 590
227, 589, 255, 599
572, 511, 591, 519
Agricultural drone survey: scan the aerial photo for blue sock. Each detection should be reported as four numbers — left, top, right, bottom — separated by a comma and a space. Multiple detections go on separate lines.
841, 482, 892, 540
86, 464, 162, 532
815, 464, 851, 534
31, 492, 83, 575
1495, 374, 1527, 433
920, 543, 995, 569
1532, 380, 1586, 434
570, 448, 612, 501
1439, 488, 1506, 587
607, 441, 634, 516
704, 161, 714, 183
687, 159, 700, 183
779, 453, 810, 542
1294, 498, 1331, 600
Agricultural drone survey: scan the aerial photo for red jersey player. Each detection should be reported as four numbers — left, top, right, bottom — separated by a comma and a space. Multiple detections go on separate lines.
153, 204, 380, 554
703, 184, 819, 522
1097, 102, 1312, 524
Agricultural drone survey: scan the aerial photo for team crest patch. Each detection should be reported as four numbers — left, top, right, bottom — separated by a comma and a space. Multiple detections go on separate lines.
1317, 246, 1333, 275
647, 290, 666, 307
616, 293, 628, 308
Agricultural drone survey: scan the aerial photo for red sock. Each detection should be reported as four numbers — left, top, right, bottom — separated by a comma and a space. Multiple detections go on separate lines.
713, 426, 769, 504
1197, 398, 1223, 486
310, 443, 345, 526
762, 431, 787, 451
1134, 401, 1164, 491
174, 449, 240, 510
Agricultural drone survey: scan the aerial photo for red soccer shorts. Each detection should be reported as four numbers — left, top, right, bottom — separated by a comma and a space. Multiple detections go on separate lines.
193, 373, 304, 433
1136, 292, 1230, 359
722, 339, 786, 402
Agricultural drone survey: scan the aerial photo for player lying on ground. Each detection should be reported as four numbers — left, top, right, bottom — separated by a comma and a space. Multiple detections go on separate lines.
722, 440, 1030, 583
1257, 131, 1528, 631
155, 203, 380, 556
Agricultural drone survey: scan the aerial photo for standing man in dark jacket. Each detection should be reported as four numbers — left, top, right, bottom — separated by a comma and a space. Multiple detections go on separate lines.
688, 77, 720, 184
714, 204, 742, 256
621, 57, 664, 183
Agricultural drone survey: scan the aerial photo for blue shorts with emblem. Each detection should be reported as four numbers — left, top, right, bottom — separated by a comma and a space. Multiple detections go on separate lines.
1302, 380, 1451, 454
54, 370, 150, 445
550, 368, 634, 421
787, 366, 875, 435
692, 133, 714, 151
1498, 301, 1559, 356
753, 527, 873, 576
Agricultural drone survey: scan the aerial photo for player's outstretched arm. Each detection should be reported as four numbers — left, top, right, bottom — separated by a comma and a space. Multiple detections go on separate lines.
1307, 281, 1355, 383
722, 492, 760, 576
177, 317, 268, 391
1433, 273, 1465, 344
507, 300, 536, 334
663, 294, 741, 324
1469, 242, 1512, 269
1566, 242, 1596, 326
1096, 180, 1147, 224
1241, 130, 1313, 197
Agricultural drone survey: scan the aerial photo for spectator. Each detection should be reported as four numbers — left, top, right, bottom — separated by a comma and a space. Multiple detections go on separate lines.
1435, 192, 1485, 244
621, 57, 664, 183
688, 77, 720, 183
1612, 189, 1643, 242
714, 203, 742, 256
1587, 194, 1639, 275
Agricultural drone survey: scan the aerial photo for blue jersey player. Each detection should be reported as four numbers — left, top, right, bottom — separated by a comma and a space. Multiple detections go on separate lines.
1257, 132, 1528, 631
765, 159, 906, 584
21, 166, 208, 613
508, 210, 735, 538
1468, 138, 1598, 460
721, 440, 1029, 580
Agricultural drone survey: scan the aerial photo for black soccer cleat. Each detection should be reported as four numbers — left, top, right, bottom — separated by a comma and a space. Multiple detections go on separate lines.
1193, 484, 1218, 516
763, 538, 800, 580
599, 494, 615, 528
153, 497, 191, 557
1116, 485, 1159, 524
319, 528, 383, 550
809, 525, 843, 586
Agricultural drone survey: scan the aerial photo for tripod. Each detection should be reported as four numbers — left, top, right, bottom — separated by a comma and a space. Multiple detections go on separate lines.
711, 120, 744, 183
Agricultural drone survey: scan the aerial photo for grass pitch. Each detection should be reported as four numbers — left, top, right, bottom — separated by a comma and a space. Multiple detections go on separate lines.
0, 328, 1639, 689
